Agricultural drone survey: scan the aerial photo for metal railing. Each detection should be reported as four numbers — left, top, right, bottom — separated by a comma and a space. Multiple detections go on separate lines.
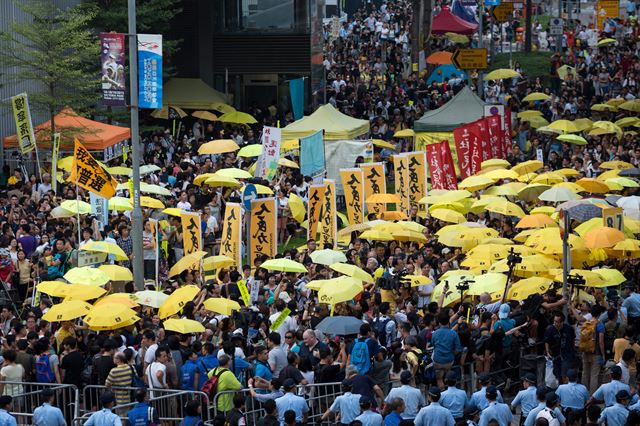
0, 381, 79, 424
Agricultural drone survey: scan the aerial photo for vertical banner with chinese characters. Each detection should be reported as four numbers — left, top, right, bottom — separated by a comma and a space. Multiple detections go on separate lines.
255, 127, 282, 181
10, 93, 36, 154
137, 34, 162, 109
467, 123, 483, 176
89, 192, 109, 231
425, 141, 458, 190
51, 133, 60, 194
69, 139, 117, 199
454, 126, 474, 179
149, 219, 159, 285
475, 118, 492, 161
406, 152, 427, 208
393, 154, 410, 215
307, 184, 326, 241
180, 212, 202, 256
486, 115, 504, 159
250, 198, 277, 267
219, 203, 242, 269
339, 168, 364, 225
319, 179, 337, 249
503, 107, 512, 155
439, 141, 458, 190
100, 33, 126, 106
361, 163, 386, 218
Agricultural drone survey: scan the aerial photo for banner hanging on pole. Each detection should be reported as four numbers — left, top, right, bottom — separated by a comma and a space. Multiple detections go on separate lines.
393, 154, 410, 214
219, 203, 242, 269
339, 168, 364, 225
51, 133, 60, 194
406, 152, 428, 208
307, 184, 326, 241
69, 139, 118, 199
289, 77, 305, 121
318, 179, 337, 249
137, 34, 162, 109
10, 93, 36, 154
361, 163, 386, 218
100, 33, 126, 106
255, 126, 282, 181
180, 211, 202, 273
249, 198, 277, 267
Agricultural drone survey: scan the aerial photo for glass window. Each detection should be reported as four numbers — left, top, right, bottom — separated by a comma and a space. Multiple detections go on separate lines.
214, 0, 311, 33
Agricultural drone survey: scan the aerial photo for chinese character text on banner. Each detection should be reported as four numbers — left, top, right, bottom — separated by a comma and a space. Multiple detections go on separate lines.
51, 133, 61, 194
307, 184, 326, 241
361, 163, 386, 217
137, 34, 162, 109
406, 152, 427, 208
319, 179, 337, 249
10, 93, 36, 154
100, 33, 126, 106
393, 154, 410, 214
219, 203, 242, 269
250, 198, 277, 267
255, 127, 282, 181
339, 168, 364, 225
69, 139, 118, 199
180, 212, 202, 257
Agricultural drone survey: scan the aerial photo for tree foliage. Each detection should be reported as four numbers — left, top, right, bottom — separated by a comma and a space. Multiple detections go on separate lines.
0, 0, 100, 139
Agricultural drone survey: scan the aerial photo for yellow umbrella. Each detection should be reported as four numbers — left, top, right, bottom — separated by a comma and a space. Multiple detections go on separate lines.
532, 172, 565, 185
42, 300, 92, 322
60, 200, 92, 215
191, 110, 218, 121
84, 303, 139, 331
281, 139, 300, 151
163, 318, 206, 334
526, 230, 585, 255
39, 282, 107, 301
203, 255, 235, 271
548, 120, 579, 133
557, 65, 576, 80
484, 68, 521, 80
600, 160, 634, 170
140, 196, 165, 209
37, 281, 67, 296
430, 208, 466, 224
445, 32, 469, 43
80, 241, 128, 261
198, 139, 240, 155
490, 255, 560, 276
310, 249, 347, 266
372, 139, 396, 149
516, 214, 557, 229
583, 227, 625, 249
606, 177, 639, 188
512, 160, 544, 175
393, 129, 415, 138
108, 166, 133, 176
608, 239, 640, 258
530, 206, 556, 216
318, 276, 363, 305
108, 197, 133, 212
597, 38, 616, 46
574, 118, 594, 131
594, 269, 627, 287
506, 277, 553, 301
576, 178, 610, 194
619, 100, 640, 112
465, 244, 511, 262
204, 176, 241, 187
481, 159, 511, 169
261, 258, 307, 273
50, 206, 75, 219
138, 183, 171, 196
218, 111, 258, 124
574, 218, 635, 239
64, 267, 110, 286
151, 106, 187, 119
237, 144, 263, 157
458, 175, 496, 191
404, 275, 433, 287
168, 250, 207, 277
94, 293, 139, 308
134, 290, 169, 308
429, 202, 468, 214
159, 285, 201, 319
523, 92, 551, 102
484, 169, 520, 181
591, 103, 618, 112
517, 183, 551, 202
517, 110, 544, 120
288, 193, 305, 223
99, 265, 133, 281
366, 193, 402, 204
395, 221, 427, 233
360, 229, 394, 241
203, 298, 241, 315
214, 168, 253, 179
483, 185, 518, 197
551, 269, 606, 287
524, 116, 549, 129
485, 199, 526, 218
557, 168, 581, 178
213, 103, 236, 114
253, 184, 274, 195
278, 158, 299, 169
193, 173, 217, 186
391, 230, 428, 243
162, 208, 183, 217
539, 187, 582, 203
467, 273, 507, 296
554, 182, 585, 193
438, 227, 499, 250
330, 263, 374, 283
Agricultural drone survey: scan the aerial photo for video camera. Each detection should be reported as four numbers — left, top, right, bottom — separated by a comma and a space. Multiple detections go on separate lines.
377, 270, 410, 291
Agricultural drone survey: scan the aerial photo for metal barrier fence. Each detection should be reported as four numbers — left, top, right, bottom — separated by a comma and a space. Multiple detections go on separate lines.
81, 385, 210, 425
1, 381, 79, 424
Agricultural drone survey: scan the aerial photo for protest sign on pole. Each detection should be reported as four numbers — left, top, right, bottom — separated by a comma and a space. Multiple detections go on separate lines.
51, 133, 61, 194
307, 184, 326, 241
340, 168, 365, 225
10, 93, 37, 155
255, 127, 282, 181
319, 179, 337, 249
100, 33, 127, 106
219, 203, 242, 269
361, 163, 386, 218
406, 152, 427, 208
249, 198, 277, 267
393, 154, 410, 214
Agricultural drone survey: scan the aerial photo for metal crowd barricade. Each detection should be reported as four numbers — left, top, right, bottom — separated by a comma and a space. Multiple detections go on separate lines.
0, 381, 79, 424
82, 385, 210, 425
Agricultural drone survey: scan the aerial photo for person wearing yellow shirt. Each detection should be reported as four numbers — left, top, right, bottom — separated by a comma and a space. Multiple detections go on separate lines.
207, 354, 241, 413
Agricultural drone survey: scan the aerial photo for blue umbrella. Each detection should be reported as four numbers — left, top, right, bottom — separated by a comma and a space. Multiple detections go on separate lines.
619, 168, 640, 178
315, 316, 364, 336
566, 204, 604, 222
427, 64, 468, 85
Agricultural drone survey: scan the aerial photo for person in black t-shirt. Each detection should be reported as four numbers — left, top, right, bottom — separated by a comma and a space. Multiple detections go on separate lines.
59, 336, 84, 389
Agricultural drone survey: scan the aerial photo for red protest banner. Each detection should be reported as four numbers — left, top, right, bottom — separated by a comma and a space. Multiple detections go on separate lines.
475, 118, 492, 161
486, 115, 503, 159
439, 140, 458, 190
503, 107, 512, 156
426, 141, 458, 190
454, 125, 474, 179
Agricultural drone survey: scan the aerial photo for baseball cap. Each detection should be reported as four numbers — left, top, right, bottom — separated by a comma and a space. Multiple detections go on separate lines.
400, 371, 412, 384
617, 390, 631, 401
545, 392, 559, 405
428, 387, 441, 399
498, 304, 510, 319
567, 369, 578, 381
486, 385, 498, 399
522, 372, 536, 384
100, 391, 115, 406
479, 372, 491, 385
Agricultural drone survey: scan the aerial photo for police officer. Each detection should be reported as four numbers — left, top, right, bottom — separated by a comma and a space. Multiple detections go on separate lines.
511, 372, 538, 423
598, 390, 631, 426
555, 369, 589, 416
590, 365, 631, 407
467, 373, 504, 412
414, 387, 455, 426
440, 371, 467, 422
478, 385, 513, 426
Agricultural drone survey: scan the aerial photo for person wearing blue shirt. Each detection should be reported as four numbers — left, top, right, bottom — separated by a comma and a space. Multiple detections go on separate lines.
590, 365, 631, 407
555, 369, 589, 412
440, 371, 467, 421
384, 399, 404, 426
180, 350, 199, 391
598, 390, 631, 426
414, 387, 455, 426
321, 381, 362, 425
383, 371, 425, 419
493, 305, 516, 348
524, 389, 566, 426
85, 392, 122, 426
0, 396, 16, 426
511, 373, 538, 419
33, 389, 66, 426
275, 379, 309, 424
196, 343, 219, 391
355, 396, 383, 426
127, 389, 159, 426
252, 346, 273, 395
431, 311, 462, 386
478, 386, 512, 426
467, 374, 503, 411
622, 283, 640, 320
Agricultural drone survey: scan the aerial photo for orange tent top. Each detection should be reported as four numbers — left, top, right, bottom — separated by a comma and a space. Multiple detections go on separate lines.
3, 107, 131, 151
427, 51, 453, 65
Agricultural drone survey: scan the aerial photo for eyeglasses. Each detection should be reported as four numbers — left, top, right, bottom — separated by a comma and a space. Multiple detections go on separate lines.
285, 335, 294, 339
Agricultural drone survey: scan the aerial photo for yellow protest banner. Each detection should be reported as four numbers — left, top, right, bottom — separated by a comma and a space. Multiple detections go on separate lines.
149, 219, 160, 284
51, 133, 61, 193
597, 0, 619, 29
393, 154, 410, 214
180, 212, 202, 255
238, 280, 250, 307
407, 151, 428, 209
220, 203, 242, 269
10, 93, 36, 154
361, 163, 386, 218
269, 307, 291, 331
250, 198, 277, 267
69, 139, 117, 199
307, 184, 326, 241
319, 179, 337, 249
340, 168, 364, 225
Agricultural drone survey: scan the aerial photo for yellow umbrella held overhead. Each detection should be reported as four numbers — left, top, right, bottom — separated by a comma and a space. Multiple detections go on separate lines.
98, 265, 133, 281
198, 139, 240, 155
42, 300, 92, 322
203, 255, 235, 271
191, 110, 218, 121
288, 193, 306, 224
511, 160, 544, 175
80, 241, 128, 261
168, 250, 207, 277
506, 277, 553, 301
593, 269, 626, 287
140, 196, 165, 209
261, 258, 307, 273
64, 267, 111, 286
204, 175, 241, 187
359, 229, 394, 241
108, 166, 133, 176
310, 249, 347, 266
458, 175, 496, 191
214, 168, 253, 179
134, 290, 169, 308
467, 273, 508, 296
318, 276, 363, 305
60, 200, 92, 215
393, 129, 415, 138
583, 227, 625, 249
84, 303, 139, 331
163, 318, 206, 334
162, 208, 183, 217
372, 139, 396, 150
484, 69, 521, 80
522, 92, 551, 102
218, 111, 258, 124
330, 263, 374, 284
38, 282, 107, 301
481, 159, 511, 169
547, 119, 579, 133
430, 208, 466, 224
159, 285, 201, 319
203, 298, 241, 315
278, 158, 299, 169
94, 293, 139, 308
515, 214, 557, 229
108, 197, 134, 212
237, 144, 263, 157
485, 200, 526, 218
404, 275, 433, 287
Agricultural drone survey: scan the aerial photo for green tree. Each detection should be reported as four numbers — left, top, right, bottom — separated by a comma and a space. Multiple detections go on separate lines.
82, 0, 182, 76
0, 0, 100, 143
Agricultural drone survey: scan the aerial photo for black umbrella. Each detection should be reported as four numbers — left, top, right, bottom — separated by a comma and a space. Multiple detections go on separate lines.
619, 168, 640, 178
314, 316, 364, 336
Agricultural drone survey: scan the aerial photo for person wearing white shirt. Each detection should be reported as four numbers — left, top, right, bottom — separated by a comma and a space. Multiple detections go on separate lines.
176, 191, 191, 211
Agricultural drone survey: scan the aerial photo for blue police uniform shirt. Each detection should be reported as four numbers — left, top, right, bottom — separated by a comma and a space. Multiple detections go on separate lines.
275, 392, 309, 424
467, 386, 504, 411
524, 403, 566, 426
384, 385, 426, 419
598, 403, 630, 426
84, 408, 122, 426
594, 380, 631, 407
329, 392, 362, 424
511, 386, 538, 417
32, 403, 66, 426
414, 402, 455, 426
180, 359, 198, 391
355, 410, 384, 426
127, 402, 159, 426
440, 386, 467, 419
0, 410, 16, 426
623, 292, 640, 317
478, 401, 513, 426
555, 381, 589, 410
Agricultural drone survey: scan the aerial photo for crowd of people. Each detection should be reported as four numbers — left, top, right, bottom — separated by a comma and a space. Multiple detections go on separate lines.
0, 0, 638, 426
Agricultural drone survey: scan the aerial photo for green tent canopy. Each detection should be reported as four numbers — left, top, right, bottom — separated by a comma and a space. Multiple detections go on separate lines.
413, 86, 487, 132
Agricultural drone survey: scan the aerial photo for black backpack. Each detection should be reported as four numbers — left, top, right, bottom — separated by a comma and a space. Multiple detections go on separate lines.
373, 317, 393, 347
